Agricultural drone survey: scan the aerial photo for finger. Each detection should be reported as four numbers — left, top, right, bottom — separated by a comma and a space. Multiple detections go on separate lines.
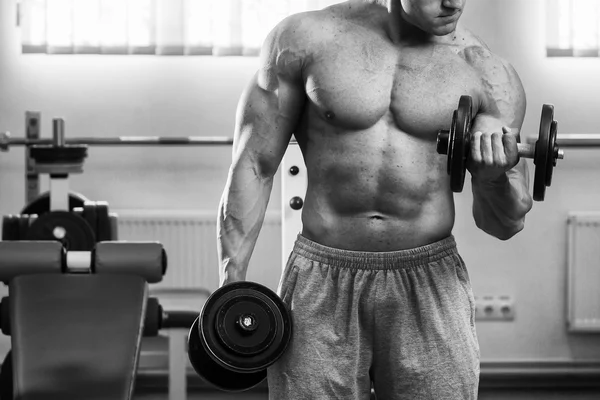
471, 131, 482, 163
502, 130, 519, 165
480, 132, 493, 165
492, 131, 507, 166
503, 126, 520, 137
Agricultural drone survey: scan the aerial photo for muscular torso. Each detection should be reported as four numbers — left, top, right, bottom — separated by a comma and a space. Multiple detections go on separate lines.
293, 3, 487, 251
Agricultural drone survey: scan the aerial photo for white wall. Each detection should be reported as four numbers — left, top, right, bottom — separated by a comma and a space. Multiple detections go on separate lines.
0, 0, 599, 363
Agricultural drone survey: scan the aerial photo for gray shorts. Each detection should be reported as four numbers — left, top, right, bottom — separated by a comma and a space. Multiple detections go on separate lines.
267, 234, 480, 400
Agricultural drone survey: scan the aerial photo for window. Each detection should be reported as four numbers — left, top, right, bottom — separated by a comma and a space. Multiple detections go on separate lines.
17, 0, 341, 56
546, 0, 600, 57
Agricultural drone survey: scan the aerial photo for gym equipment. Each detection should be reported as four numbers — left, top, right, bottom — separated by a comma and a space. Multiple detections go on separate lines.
2, 215, 21, 241
0, 352, 11, 400
29, 143, 87, 165
81, 201, 98, 241
0, 241, 166, 283
95, 201, 113, 242
1, 118, 119, 244
21, 191, 89, 215
73, 201, 118, 243
0, 306, 197, 400
188, 281, 292, 392
1, 113, 235, 213
289, 196, 304, 210
143, 298, 199, 337
436, 95, 565, 201
1, 133, 234, 148
1, 215, 37, 242
25, 211, 96, 251
2, 203, 116, 248
281, 141, 306, 272
0, 240, 168, 400
0, 115, 232, 152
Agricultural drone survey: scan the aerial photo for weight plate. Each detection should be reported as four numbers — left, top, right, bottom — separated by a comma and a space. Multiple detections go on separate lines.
21, 191, 89, 215
200, 281, 292, 373
546, 120, 558, 188
534, 104, 554, 202
436, 130, 450, 155
18, 214, 32, 241
109, 213, 119, 241
449, 95, 473, 193
447, 110, 457, 175
189, 317, 266, 392
96, 201, 112, 241
25, 211, 96, 251
0, 351, 12, 400
216, 296, 277, 355
1, 297, 10, 336
29, 145, 88, 164
143, 297, 161, 337
2, 215, 21, 241
82, 201, 98, 241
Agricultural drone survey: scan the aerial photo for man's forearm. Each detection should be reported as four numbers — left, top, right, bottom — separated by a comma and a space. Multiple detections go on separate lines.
471, 167, 533, 240
217, 164, 274, 286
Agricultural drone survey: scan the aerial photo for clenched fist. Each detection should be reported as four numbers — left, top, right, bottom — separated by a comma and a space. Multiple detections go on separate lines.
468, 127, 520, 183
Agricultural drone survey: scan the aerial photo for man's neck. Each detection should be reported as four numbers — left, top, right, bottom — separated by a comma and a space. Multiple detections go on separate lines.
384, 0, 457, 46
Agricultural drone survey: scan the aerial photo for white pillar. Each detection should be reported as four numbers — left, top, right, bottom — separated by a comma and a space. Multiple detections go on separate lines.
168, 329, 188, 400
49, 177, 70, 211
281, 141, 307, 271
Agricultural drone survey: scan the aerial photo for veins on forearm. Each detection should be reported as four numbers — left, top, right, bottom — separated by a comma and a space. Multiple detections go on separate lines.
472, 170, 532, 239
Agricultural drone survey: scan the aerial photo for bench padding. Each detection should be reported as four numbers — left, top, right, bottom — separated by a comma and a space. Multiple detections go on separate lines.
10, 274, 147, 400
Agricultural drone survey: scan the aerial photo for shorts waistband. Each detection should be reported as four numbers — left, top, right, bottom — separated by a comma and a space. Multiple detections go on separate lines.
292, 234, 458, 270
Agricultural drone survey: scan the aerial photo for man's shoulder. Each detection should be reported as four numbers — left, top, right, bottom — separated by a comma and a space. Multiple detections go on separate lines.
260, 5, 354, 79
267, 7, 338, 49
266, 2, 374, 53
456, 28, 526, 118
457, 28, 519, 84
258, 8, 337, 85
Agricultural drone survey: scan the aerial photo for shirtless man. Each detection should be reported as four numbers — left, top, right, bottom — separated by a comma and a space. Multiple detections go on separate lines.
217, 0, 532, 398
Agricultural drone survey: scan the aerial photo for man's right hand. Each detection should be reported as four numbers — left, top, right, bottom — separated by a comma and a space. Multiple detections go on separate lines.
216, 14, 307, 293
219, 268, 246, 287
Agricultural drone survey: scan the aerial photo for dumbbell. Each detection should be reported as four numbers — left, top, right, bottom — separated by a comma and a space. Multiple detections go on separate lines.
187, 281, 292, 392
436, 95, 565, 201
143, 298, 198, 337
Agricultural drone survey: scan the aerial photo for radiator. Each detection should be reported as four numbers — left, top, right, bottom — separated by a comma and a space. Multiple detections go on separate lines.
567, 212, 600, 332
114, 210, 282, 292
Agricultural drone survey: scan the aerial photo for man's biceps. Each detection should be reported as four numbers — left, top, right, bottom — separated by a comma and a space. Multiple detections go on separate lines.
279, 77, 306, 106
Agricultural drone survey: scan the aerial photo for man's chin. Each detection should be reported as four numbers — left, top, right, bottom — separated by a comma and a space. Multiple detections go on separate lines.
431, 22, 458, 36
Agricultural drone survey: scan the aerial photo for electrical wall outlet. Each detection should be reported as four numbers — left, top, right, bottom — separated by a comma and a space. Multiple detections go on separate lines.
474, 295, 515, 321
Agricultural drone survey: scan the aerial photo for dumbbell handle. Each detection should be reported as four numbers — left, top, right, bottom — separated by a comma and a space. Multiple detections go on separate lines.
437, 130, 565, 160
160, 310, 199, 329
517, 143, 565, 160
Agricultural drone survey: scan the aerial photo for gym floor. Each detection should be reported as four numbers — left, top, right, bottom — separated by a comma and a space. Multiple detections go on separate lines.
133, 387, 600, 400
131, 387, 600, 400
132, 335, 600, 399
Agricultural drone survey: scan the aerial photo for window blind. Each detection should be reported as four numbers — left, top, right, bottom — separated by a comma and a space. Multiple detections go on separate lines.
18, 0, 341, 56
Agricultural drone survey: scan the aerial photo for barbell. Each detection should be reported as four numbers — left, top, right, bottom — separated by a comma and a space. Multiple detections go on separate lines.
436, 95, 565, 202
0, 130, 234, 150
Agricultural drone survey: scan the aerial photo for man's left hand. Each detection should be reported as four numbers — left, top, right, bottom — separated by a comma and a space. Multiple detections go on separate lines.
468, 126, 520, 183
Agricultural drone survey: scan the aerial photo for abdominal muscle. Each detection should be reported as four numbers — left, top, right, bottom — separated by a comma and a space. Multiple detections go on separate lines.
297, 113, 456, 252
